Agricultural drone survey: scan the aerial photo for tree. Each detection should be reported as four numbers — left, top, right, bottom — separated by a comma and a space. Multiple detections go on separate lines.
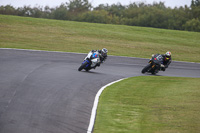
0, 5, 16, 15
107, 3, 126, 17
52, 4, 69, 20
184, 18, 200, 32
191, 0, 200, 19
191, 0, 200, 6
94, 4, 109, 11
66, 0, 91, 14
31, 6, 43, 18
42, 6, 53, 18
78, 10, 120, 24
17, 6, 32, 16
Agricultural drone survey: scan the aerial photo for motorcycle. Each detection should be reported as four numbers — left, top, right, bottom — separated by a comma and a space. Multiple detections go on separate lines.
141, 54, 164, 74
78, 51, 101, 71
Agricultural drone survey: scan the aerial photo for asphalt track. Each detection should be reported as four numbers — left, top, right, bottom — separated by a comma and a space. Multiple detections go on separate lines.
0, 49, 200, 133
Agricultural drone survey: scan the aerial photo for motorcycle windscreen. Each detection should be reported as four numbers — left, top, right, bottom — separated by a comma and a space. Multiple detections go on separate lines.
153, 54, 163, 64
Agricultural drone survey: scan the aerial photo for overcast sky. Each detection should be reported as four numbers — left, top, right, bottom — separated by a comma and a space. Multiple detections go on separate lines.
0, 0, 191, 8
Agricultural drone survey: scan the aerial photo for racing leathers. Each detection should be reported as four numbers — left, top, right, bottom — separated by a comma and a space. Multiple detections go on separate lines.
160, 54, 172, 71
91, 50, 107, 68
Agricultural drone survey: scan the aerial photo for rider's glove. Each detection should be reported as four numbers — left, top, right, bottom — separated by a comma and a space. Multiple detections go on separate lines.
96, 63, 100, 67
160, 64, 165, 68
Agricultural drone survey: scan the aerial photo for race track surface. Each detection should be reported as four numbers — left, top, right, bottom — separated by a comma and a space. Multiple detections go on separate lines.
0, 49, 200, 133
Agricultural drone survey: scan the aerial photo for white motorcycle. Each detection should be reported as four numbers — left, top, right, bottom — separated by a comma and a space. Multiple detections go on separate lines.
78, 51, 101, 71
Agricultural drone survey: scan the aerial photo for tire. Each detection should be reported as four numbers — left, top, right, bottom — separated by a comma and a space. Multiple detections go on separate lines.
78, 61, 88, 71
151, 71, 156, 75
141, 64, 151, 74
151, 65, 161, 74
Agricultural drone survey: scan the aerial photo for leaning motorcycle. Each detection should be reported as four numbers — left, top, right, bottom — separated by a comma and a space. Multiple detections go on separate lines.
141, 54, 164, 74
78, 51, 101, 71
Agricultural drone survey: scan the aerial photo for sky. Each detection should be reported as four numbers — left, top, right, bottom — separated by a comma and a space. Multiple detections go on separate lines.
0, 0, 191, 8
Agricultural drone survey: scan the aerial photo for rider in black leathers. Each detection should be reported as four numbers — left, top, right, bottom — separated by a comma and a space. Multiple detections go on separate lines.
160, 51, 172, 71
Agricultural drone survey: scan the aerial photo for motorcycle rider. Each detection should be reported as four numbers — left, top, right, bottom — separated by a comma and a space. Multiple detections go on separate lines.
91, 48, 108, 68
151, 51, 172, 71
160, 51, 172, 71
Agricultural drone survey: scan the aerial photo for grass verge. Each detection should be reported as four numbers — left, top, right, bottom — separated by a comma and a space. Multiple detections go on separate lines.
0, 15, 200, 62
93, 76, 200, 133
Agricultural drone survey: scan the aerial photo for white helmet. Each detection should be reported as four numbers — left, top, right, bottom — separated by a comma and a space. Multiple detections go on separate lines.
165, 51, 171, 58
101, 48, 108, 57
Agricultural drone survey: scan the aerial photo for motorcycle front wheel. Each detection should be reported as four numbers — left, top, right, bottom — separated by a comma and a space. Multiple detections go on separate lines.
141, 64, 151, 74
78, 61, 88, 71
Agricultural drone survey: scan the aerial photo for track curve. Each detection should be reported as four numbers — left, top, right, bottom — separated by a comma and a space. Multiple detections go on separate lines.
0, 49, 199, 133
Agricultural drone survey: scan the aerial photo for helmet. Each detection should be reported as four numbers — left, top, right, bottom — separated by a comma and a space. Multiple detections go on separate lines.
101, 48, 108, 57
165, 51, 171, 60
165, 51, 171, 57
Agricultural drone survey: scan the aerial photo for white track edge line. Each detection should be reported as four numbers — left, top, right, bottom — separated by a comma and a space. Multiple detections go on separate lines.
87, 78, 126, 133
0, 48, 199, 64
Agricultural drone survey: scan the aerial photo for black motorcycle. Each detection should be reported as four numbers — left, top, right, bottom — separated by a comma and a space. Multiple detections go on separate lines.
141, 54, 164, 74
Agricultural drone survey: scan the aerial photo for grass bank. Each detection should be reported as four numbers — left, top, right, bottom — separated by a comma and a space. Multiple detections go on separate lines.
94, 76, 200, 133
0, 15, 200, 62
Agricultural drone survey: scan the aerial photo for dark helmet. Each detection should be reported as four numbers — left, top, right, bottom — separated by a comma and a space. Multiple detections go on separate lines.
101, 48, 108, 57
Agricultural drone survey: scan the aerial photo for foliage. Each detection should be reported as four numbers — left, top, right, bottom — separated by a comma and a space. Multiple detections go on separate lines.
191, 0, 200, 19
51, 4, 69, 20
0, 0, 200, 32
77, 10, 120, 24
184, 18, 200, 32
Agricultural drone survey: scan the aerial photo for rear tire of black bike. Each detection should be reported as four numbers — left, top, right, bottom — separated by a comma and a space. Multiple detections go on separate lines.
78, 61, 88, 71
151, 71, 156, 75
141, 64, 151, 74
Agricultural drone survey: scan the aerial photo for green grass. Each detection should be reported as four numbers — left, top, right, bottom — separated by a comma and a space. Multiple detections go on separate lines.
0, 15, 200, 62
94, 76, 200, 133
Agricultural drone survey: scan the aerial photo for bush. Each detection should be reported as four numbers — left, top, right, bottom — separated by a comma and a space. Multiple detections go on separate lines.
184, 18, 200, 32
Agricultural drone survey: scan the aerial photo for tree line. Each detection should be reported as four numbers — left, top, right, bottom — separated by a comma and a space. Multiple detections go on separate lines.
0, 0, 200, 32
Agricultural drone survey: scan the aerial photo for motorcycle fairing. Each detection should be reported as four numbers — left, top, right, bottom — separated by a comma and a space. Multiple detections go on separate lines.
82, 60, 91, 68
